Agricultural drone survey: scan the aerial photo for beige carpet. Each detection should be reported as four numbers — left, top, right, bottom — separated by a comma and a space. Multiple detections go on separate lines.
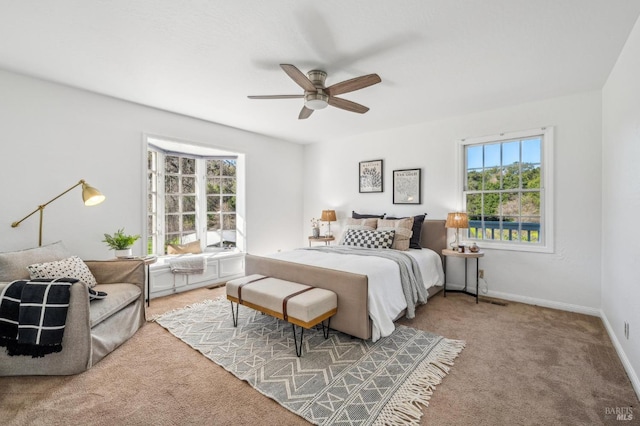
1, 286, 638, 425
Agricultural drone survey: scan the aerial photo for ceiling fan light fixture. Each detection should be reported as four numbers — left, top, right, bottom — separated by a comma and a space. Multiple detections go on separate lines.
305, 92, 329, 110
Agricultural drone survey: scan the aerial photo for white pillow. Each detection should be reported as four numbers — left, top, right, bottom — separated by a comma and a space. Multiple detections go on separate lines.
27, 256, 98, 288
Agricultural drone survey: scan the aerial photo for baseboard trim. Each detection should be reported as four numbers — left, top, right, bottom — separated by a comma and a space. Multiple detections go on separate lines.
600, 310, 640, 400
485, 290, 600, 317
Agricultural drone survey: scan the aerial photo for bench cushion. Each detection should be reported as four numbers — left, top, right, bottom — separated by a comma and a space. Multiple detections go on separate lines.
226, 274, 337, 325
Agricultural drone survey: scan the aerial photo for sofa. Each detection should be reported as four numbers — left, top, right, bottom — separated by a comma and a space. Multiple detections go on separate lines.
0, 241, 146, 376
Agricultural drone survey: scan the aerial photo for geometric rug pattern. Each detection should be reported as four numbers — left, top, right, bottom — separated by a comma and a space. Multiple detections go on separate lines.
154, 298, 465, 425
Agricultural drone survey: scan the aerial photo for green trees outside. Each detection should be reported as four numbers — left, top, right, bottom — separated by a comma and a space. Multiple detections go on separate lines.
205, 159, 237, 247
466, 162, 541, 242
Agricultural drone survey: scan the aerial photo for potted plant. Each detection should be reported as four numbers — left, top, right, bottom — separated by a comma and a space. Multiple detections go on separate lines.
103, 228, 141, 258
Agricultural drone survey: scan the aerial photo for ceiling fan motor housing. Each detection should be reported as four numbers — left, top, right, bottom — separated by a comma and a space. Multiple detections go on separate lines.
305, 70, 329, 110
305, 91, 329, 110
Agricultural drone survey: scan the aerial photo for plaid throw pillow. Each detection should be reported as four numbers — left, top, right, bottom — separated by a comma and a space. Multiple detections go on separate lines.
342, 229, 395, 249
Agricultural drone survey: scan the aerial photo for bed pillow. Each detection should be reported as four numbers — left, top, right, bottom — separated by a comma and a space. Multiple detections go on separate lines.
342, 229, 396, 249
338, 218, 378, 244
167, 240, 202, 255
352, 211, 386, 219
27, 256, 98, 288
377, 217, 414, 251
386, 214, 427, 249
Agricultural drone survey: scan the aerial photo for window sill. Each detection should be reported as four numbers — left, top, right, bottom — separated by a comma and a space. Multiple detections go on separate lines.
151, 250, 244, 267
464, 240, 554, 254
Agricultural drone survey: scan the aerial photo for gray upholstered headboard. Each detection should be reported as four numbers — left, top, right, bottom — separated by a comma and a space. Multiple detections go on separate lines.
420, 219, 447, 261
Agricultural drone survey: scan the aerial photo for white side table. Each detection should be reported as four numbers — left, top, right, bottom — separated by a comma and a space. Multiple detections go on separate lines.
442, 249, 484, 304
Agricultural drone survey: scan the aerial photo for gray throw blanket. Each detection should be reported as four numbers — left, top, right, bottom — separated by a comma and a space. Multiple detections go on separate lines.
169, 255, 206, 274
303, 246, 428, 319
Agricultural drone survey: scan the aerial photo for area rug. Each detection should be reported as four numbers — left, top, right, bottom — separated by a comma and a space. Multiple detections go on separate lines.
153, 298, 465, 425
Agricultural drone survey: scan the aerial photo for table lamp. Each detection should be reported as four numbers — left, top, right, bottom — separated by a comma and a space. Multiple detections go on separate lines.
320, 210, 337, 237
445, 212, 469, 250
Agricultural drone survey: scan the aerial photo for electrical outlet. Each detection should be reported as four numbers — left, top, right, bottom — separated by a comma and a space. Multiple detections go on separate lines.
478, 269, 484, 279
625, 322, 630, 339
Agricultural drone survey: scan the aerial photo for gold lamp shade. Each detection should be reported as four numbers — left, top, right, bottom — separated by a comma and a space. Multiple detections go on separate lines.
82, 182, 106, 206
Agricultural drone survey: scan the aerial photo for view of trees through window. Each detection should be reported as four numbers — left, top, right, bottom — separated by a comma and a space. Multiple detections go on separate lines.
164, 155, 197, 247
147, 147, 237, 255
464, 137, 542, 243
206, 159, 237, 248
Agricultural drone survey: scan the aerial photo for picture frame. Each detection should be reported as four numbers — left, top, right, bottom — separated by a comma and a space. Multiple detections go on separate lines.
393, 168, 421, 204
359, 159, 384, 193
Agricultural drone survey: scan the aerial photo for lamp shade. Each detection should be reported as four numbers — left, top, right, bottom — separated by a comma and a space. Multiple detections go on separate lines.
445, 212, 469, 229
321, 210, 337, 222
82, 182, 106, 206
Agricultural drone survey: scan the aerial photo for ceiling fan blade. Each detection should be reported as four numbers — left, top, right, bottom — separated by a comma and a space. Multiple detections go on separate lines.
328, 97, 369, 114
298, 106, 314, 120
280, 64, 317, 92
248, 95, 304, 99
326, 74, 381, 96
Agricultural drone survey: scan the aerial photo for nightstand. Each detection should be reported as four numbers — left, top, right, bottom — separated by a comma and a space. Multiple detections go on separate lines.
308, 236, 335, 246
442, 249, 484, 304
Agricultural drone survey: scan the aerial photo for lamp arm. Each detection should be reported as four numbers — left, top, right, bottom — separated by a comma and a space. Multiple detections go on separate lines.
11, 180, 85, 228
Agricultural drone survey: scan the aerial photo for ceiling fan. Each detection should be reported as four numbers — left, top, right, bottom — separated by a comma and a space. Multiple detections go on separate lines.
248, 64, 381, 119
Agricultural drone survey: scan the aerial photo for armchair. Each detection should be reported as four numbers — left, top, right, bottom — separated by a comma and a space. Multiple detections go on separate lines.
0, 242, 146, 375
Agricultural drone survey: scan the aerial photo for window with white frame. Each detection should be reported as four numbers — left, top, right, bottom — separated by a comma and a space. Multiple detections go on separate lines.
147, 140, 239, 255
460, 127, 554, 252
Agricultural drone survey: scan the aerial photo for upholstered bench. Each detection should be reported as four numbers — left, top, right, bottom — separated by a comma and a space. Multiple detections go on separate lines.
226, 274, 337, 356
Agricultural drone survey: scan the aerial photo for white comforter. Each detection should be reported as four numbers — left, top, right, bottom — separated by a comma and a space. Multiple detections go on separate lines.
268, 248, 444, 341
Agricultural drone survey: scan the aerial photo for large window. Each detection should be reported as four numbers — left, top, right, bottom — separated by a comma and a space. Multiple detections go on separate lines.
461, 127, 554, 252
146, 138, 240, 255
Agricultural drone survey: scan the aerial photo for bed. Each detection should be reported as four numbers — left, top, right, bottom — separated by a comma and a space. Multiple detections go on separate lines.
245, 219, 447, 341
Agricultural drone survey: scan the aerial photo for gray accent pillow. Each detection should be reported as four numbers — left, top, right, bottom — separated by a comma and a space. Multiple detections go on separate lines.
0, 241, 71, 281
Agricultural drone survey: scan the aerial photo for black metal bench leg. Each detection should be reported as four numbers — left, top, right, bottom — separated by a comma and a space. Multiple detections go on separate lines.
292, 323, 304, 357
230, 301, 239, 327
321, 318, 331, 339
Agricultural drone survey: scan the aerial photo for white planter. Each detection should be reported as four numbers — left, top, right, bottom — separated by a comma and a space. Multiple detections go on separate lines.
115, 248, 133, 258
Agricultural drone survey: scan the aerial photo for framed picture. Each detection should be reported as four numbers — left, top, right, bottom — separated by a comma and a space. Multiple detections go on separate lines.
359, 159, 383, 193
393, 168, 421, 204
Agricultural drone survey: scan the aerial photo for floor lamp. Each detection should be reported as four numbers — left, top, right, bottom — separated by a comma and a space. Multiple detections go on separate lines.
11, 179, 106, 246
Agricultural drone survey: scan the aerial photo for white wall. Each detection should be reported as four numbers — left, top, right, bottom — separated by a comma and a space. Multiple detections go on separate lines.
0, 70, 303, 259
304, 90, 603, 313
602, 16, 640, 396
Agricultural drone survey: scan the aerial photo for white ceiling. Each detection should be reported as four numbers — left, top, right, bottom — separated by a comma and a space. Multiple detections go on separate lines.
1, 1, 639, 144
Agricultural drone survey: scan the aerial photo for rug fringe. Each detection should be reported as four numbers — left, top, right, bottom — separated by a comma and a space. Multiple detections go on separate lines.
148, 297, 224, 322
373, 338, 466, 426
